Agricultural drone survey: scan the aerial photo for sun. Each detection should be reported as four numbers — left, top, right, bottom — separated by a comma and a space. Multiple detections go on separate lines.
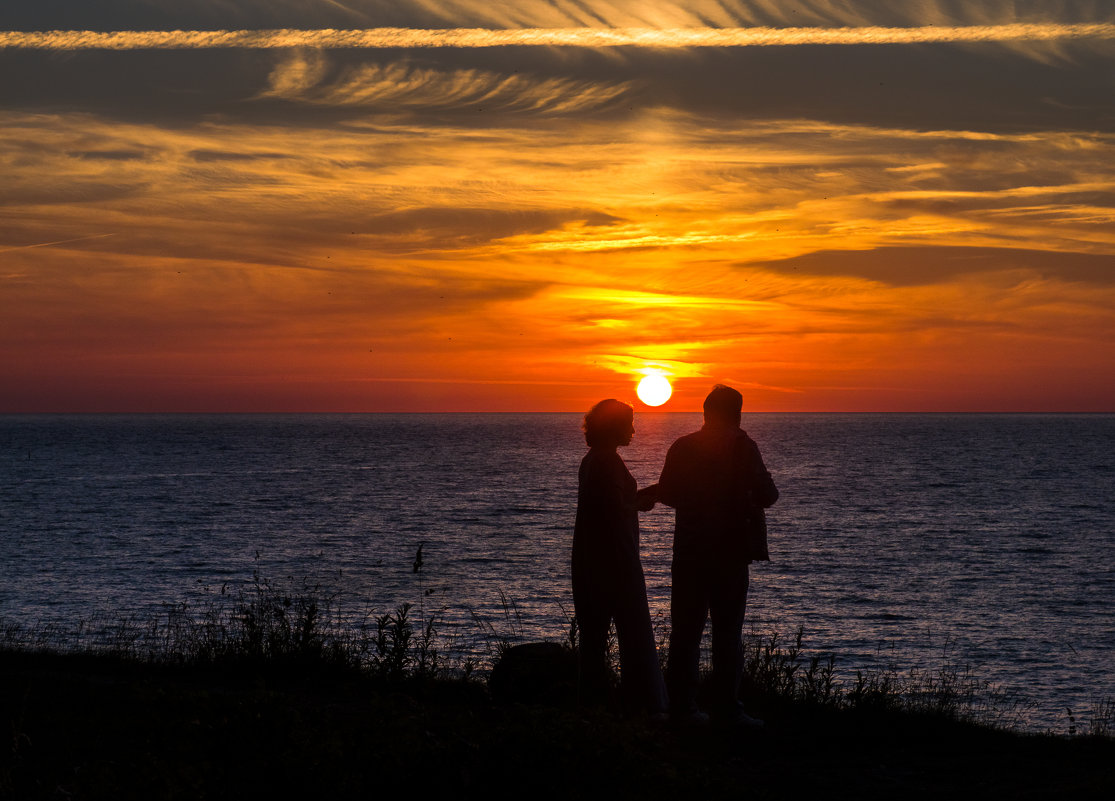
636, 374, 673, 407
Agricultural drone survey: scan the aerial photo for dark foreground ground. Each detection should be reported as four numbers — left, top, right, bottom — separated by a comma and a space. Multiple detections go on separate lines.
2, 651, 1112, 801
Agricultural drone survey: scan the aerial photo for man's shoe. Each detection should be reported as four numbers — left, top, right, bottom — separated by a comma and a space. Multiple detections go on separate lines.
732, 711, 764, 729
713, 705, 767, 731
719, 708, 764, 730
670, 710, 711, 727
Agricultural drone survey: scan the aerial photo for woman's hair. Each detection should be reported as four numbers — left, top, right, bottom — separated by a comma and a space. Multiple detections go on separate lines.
582, 398, 633, 448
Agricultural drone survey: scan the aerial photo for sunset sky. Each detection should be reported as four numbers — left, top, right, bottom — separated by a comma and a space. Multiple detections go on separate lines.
2, 1, 1114, 412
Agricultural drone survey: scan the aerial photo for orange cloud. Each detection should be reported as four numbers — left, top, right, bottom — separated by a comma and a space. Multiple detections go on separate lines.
2, 97, 1114, 411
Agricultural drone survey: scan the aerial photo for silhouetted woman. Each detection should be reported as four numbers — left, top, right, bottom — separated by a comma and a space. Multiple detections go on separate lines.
572, 399, 668, 715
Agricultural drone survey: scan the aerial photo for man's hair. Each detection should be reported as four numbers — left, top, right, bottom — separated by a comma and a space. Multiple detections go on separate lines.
703, 384, 743, 426
582, 398, 633, 448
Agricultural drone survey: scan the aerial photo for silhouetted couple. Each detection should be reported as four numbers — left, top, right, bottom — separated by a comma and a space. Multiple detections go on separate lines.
571, 385, 779, 727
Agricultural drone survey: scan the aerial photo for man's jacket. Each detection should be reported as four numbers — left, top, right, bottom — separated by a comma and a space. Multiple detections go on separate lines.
657, 425, 779, 564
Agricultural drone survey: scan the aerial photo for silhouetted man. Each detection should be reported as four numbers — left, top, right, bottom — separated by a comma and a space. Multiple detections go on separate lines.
656, 385, 779, 726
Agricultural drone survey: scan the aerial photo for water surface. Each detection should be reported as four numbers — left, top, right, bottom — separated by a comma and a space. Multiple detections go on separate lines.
2, 413, 1112, 731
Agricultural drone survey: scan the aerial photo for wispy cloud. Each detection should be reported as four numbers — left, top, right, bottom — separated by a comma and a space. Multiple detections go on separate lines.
0, 234, 114, 254
259, 52, 632, 112
4, 23, 1115, 50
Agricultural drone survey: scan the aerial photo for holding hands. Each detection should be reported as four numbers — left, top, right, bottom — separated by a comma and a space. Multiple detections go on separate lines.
635, 483, 659, 512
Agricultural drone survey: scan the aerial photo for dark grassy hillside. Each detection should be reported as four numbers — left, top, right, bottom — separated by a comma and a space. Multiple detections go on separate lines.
3, 650, 1112, 801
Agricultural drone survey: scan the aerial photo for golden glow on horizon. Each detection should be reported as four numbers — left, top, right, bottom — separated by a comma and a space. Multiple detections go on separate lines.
636, 373, 673, 407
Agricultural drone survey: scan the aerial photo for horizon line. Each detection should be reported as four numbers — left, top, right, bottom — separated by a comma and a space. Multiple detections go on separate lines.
1, 410, 1110, 415
3, 23, 1115, 50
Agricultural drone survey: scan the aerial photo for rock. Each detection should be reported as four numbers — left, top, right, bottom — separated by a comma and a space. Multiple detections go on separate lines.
488, 642, 577, 705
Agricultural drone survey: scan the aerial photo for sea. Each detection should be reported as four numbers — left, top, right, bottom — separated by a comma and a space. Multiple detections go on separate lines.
2, 413, 1112, 733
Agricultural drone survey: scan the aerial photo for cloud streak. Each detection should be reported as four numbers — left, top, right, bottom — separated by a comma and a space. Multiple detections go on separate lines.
260, 52, 632, 112
0, 234, 115, 254
5, 23, 1115, 50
